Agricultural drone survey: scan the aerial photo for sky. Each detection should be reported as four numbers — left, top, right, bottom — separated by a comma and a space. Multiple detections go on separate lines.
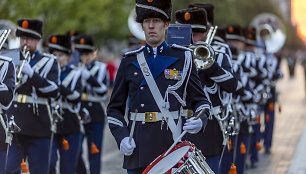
292, 0, 306, 39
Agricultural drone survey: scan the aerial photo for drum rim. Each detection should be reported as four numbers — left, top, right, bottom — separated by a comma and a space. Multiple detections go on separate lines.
143, 141, 195, 174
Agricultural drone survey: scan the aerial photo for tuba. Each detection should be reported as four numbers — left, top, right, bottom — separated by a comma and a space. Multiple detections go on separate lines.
250, 13, 286, 53
190, 26, 218, 69
16, 45, 31, 87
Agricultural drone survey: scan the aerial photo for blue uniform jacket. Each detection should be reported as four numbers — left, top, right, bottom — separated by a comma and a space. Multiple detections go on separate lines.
7, 51, 59, 137
81, 61, 109, 124
57, 65, 82, 135
0, 57, 16, 151
107, 41, 210, 169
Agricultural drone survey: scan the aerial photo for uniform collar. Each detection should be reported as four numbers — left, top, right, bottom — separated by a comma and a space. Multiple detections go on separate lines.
144, 41, 168, 56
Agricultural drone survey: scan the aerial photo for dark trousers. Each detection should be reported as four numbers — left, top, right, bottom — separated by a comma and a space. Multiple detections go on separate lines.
50, 134, 82, 174
0, 150, 6, 174
206, 155, 220, 174
5, 135, 50, 174
263, 102, 275, 149
77, 123, 104, 174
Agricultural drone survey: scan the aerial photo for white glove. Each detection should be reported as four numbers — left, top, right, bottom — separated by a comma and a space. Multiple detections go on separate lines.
183, 117, 203, 134
81, 68, 91, 81
120, 137, 136, 156
21, 62, 34, 78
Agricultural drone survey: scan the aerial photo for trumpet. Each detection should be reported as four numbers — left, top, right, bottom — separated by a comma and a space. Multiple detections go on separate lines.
16, 45, 31, 87
190, 26, 218, 69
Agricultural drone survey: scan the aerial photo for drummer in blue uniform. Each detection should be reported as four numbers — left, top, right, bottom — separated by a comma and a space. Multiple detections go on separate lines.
74, 34, 109, 174
175, 7, 238, 173
0, 46, 16, 173
47, 34, 83, 174
107, 0, 211, 173
5, 18, 60, 174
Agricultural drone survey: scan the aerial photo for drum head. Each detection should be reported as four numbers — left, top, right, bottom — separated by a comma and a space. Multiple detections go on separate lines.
143, 141, 194, 174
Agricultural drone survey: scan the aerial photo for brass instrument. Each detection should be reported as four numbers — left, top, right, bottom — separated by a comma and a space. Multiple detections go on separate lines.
250, 13, 286, 53
190, 26, 218, 69
16, 46, 31, 87
0, 29, 11, 50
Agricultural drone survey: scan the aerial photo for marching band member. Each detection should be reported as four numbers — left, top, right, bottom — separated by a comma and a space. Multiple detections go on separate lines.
107, 0, 211, 173
47, 34, 83, 174
5, 18, 60, 174
263, 46, 283, 155
0, 46, 16, 174
75, 34, 109, 174
175, 7, 238, 173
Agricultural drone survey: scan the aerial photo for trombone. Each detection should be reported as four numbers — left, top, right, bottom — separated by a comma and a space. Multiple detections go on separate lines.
190, 26, 218, 69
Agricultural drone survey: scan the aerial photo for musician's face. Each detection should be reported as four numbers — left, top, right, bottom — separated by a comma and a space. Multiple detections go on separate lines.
142, 18, 169, 47
192, 31, 207, 43
80, 50, 96, 65
52, 50, 71, 68
228, 40, 245, 53
20, 36, 40, 53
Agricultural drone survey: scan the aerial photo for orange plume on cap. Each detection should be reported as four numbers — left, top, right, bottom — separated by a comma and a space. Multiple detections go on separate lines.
51, 36, 57, 44
184, 12, 191, 21
22, 20, 29, 29
80, 38, 85, 44
229, 26, 234, 33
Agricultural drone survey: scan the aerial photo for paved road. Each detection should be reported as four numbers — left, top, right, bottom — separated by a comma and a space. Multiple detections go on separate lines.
101, 60, 306, 174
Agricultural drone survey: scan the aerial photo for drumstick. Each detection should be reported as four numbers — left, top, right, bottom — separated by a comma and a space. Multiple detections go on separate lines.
163, 109, 205, 157
129, 109, 138, 145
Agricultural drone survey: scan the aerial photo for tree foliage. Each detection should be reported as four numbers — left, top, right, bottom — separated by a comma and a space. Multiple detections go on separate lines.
0, 0, 303, 49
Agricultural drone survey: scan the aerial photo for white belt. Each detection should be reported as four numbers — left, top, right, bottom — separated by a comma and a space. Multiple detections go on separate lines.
130, 111, 180, 122
81, 93, 101, 103
181, 106, 221, 119
14, 94, 48, 105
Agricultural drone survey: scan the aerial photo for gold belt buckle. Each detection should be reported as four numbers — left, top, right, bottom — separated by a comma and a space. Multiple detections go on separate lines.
145, 112, 157, 122
81, 93, 88, 101
187, 109, 193, 119
17, 94, 27, 103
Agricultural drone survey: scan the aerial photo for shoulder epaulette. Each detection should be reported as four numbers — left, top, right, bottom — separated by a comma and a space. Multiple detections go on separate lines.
0, 55, 12, 62
42, 53, 56, 59
124, 46, 144, 57
170, 44, 192, 52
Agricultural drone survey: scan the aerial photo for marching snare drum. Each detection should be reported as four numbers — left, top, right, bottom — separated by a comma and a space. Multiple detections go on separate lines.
143, 141, 214, 174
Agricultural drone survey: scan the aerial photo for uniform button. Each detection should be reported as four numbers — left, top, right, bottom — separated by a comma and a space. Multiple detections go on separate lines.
134, 72, 138, 76
14, 104, 17, 108
140, 87, 144, 90
141, 104, 144, 107
28, 104, 31, 108
88, 102, 92, 107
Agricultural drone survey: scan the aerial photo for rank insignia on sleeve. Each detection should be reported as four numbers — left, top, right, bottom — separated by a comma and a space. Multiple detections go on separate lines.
164, 69, 182, 80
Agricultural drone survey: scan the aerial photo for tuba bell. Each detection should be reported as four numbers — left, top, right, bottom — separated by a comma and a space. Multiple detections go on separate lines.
190, 26, 218, 69
250, 13, 286, 53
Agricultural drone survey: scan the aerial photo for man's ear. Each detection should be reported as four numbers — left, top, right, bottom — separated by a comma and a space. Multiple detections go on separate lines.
165, 21, 170, 30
